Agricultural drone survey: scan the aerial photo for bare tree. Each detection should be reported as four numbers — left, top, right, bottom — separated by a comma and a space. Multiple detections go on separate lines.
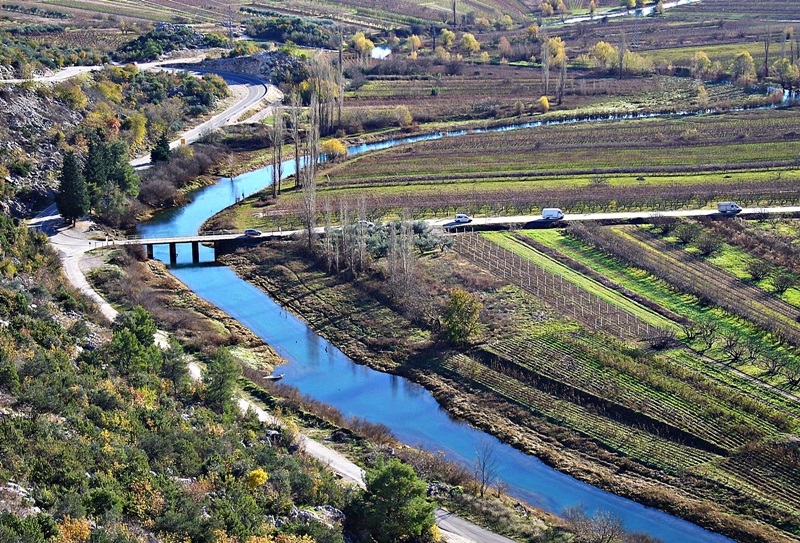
557, 55, 567, 105
271, 106, 284, 199
323, 195, 335, 271
541, 39, 551, 95
564, 507, 626, 543
618, 31, 626, 80
289, 91, 302, 191
301, 93, 320, 250
473, 439, 499, 498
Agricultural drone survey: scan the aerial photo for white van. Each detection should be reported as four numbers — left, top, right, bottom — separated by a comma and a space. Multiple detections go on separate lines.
454, 213, 472, 223
542, 208, 564, 220
717, 202, 742, 214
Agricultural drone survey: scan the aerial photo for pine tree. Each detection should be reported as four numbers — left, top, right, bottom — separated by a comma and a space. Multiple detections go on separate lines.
150, 132, 171, 163
55, 151, 90, 226
84, 135, 110, 207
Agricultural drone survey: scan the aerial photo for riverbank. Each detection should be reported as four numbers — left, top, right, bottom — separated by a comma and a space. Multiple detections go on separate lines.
217, 239, 785, 543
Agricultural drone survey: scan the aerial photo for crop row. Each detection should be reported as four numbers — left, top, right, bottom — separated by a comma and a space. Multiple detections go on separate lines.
488, 231, 676, 329
485, 337, 753, 452
569, 223, 800, 348
454, 232, 660, 339
704, 218, 800, 277
441, 354, 719, 473
624, 227, 800, 346
526, 228, 800, 422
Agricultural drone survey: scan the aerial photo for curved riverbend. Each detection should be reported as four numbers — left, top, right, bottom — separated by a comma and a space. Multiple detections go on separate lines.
139, 116, 739, 543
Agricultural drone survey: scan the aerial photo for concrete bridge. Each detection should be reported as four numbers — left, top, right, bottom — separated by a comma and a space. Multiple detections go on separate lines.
117, 230, 293, 264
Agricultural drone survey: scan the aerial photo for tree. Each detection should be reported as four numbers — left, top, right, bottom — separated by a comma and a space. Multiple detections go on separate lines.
322, 138, 347, 161
592, 41, 616, 70
150, 131, 172, 163
694, 232, 722, 257
691, 51, 712, 78
730, 51, 756, 85
772, 57, 800, 90
55, 151, 90, 226
538, 95, 550, 112
439, 28, 455, 49
351, 32, 374, 62
564, 507, 626, 543
272, 107, 285, 198
355, 458, 435, 543
746, 258, 772, 281
442, 288, 482, 345
541, 39, 551, 95
772, 272, 795, 295
460, 33, 480, 56
160, 338, 190, 395
407, 34, 422, 53
473, 439, 498, 498
113, 305, 156, 347
205, 347, 241, 412
674, 222, 701, 244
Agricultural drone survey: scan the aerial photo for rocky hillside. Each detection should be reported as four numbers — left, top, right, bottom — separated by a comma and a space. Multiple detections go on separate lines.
0, 85, 83, 217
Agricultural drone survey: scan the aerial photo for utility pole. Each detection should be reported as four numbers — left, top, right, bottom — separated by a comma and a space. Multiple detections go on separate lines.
452, 0, 457, 27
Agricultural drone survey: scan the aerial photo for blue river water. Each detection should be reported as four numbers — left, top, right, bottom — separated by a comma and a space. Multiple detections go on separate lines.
138, 122, 735, 543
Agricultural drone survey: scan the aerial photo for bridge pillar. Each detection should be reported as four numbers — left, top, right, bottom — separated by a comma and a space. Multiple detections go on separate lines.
169, 243, 177, 266
191, 241, 200, 263
146, 244, 153, 260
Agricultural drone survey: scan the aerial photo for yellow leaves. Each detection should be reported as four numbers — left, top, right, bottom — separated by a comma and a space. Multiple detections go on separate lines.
94, 80, 123, 104
592, 41, 617, 69
350, 31, 374, 58
395, 105, 413, 128
538, 95, 550, 113
321, 139, 347, 161
439, 28, 455, 49
546, 37, 567, 67
57, 516, 91, 543
130, 480, 166, 526
459, 33, 480, 56
246, 467, 269, 489
53, 81, 88, 110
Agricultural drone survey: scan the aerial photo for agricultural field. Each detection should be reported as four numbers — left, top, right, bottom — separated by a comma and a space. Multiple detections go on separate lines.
236, 107, 800, 232
443, 224, 800, 540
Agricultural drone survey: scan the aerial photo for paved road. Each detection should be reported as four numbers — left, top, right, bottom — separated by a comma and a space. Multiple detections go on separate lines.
129, 68, 275, 167
112, 205, 800, 247
433, 206, 800, 229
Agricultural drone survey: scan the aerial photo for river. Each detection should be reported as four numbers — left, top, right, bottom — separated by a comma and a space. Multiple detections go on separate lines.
138, 121, 735, 543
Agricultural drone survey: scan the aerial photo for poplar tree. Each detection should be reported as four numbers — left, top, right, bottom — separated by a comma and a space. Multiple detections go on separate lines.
55, 151, 90, 226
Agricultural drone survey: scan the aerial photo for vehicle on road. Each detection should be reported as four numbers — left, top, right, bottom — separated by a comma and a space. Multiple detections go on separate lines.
244, 229, 262, 237
454, 213, 472, 223
717, 201, 742, 214
356, 220, 375, 228
542, 208, 564, 220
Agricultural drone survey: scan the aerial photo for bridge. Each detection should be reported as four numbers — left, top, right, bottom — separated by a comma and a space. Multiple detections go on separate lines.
117, 230, 296, 264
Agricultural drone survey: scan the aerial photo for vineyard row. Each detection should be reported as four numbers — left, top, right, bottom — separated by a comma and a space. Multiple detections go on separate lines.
454, 232, 660, 340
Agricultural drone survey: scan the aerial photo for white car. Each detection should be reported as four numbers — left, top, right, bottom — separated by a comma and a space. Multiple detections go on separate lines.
454, 213, 472, 223
356, 220, 375, 228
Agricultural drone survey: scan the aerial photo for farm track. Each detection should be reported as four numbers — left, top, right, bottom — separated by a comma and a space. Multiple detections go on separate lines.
621, 226, 800, 346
